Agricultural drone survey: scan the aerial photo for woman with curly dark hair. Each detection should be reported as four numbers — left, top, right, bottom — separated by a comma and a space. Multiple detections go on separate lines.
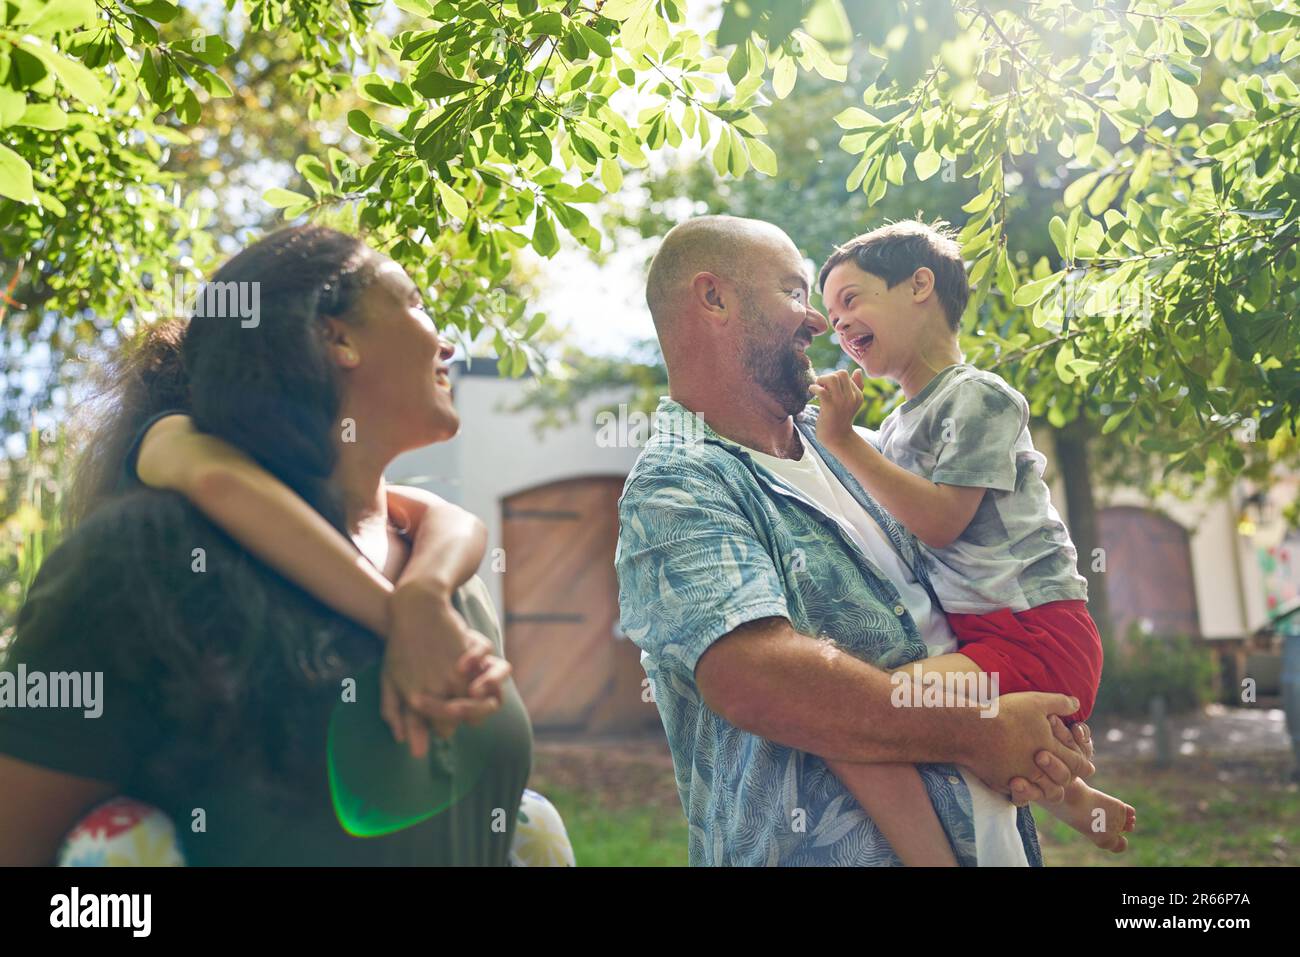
0, 225, 536, 865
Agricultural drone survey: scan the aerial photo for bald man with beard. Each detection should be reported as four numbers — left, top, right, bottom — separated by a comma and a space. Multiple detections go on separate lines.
614, 215, 1095, 866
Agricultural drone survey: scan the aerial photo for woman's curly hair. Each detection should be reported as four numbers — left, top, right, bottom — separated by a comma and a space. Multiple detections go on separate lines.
42, 225, 385, 806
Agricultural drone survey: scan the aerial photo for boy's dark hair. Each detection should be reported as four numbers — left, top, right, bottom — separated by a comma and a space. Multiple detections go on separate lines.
817, 219, 969, 331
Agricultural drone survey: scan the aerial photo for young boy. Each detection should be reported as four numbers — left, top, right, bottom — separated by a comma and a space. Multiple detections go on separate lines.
811, 220, 1135, 865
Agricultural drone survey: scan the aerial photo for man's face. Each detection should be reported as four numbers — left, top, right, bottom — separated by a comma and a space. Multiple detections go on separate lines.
736, 237, 829, 415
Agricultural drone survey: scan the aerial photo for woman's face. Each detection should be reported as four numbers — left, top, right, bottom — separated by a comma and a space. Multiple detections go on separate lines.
340, 255, 459, 449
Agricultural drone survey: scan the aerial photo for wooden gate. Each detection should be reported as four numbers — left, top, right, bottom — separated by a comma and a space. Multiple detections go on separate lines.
1098, 505, 1201, 639
501, 476, 661, 733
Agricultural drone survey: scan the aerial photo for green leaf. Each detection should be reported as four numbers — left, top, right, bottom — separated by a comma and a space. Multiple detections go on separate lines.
0, 144, 37, 204
845, 153, 871, 192
1145, 63, 1170, 116
347, 109, 374, 137
1012, 273, 1061, 307
20, 39, 106, 106
712, 128, 731, 176
194, 68, 233, 98
577, 24, 612, 58
532, 209, 559, 256
913, 147, 941, 182
1257, 10, 1300, 32
1101, 409, 1130, 435
1063, 170, 1099, 208
1168, 78, 1198, 119
962, 186, 995, 214
804, 0, 853, 48
296, 155, 331, 194
17, 103, 69, 132
746, 136, 777, 176
727, 42, 750, 86
1054, 343, 1076, 384
1066, 358, 1100, 381
126, 0, 180, 21
599, 158, 623, 192
437, 179, 469, 220
411, 70, 478, 99
524, 311, 547, 339
183, 36, 235, 67
358, 74, 404, 106
833, 107, 878, 129
264, 187, 311, 209
773, 55, 797, 99
24, 0, 98, 35
530, 12, 564, 35
1049, 215, 1068, 258
728, 128, 748, 177
792, 30, 846, 82
0, 89, 27, 127
36, 190, 66, 216
884, 149, 905, 186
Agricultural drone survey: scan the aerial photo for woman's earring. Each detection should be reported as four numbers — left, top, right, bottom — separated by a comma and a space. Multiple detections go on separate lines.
341, 347, 359, 366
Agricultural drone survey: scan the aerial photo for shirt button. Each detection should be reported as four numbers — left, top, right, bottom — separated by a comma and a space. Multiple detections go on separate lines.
948, 775, 960, 785
893, 604, 906, 616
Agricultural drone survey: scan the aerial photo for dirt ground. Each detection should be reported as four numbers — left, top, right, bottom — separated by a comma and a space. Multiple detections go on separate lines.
533, 735, 681, 812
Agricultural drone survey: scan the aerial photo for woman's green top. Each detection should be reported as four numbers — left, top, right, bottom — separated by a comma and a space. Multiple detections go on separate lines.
0, 487, 533, 865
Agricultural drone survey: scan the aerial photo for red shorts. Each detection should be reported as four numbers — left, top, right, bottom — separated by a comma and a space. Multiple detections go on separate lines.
945, 599, 1103, 723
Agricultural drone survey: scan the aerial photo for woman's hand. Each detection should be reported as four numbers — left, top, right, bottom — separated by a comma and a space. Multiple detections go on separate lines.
379, 586, 512, 758
810, 368, 865, 449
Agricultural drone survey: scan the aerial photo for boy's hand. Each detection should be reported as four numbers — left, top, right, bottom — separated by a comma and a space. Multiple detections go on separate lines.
810, 369, 865, 449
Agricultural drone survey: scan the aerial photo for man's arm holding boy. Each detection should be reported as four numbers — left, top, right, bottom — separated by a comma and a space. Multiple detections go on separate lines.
616, 465, 1092, 802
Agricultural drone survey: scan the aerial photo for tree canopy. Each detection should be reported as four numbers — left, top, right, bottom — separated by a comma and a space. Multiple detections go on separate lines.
2, 0, 1299, 491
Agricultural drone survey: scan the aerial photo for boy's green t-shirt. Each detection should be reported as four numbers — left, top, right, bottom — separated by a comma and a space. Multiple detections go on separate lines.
0, 490, 533, 866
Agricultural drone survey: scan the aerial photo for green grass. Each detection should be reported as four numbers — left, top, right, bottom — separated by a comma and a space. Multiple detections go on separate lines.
533, 746, 1298, 866
1036, 757, 1299, 866
537, 786, 687, 867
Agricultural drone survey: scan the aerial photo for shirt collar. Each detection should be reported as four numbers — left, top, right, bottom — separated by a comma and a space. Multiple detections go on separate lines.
653, 396, 822, 454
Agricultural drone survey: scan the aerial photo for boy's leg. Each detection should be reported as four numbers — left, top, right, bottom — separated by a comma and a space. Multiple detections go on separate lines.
817, 653, 982, 866
823, 758, 958, 866
889, 651, 1135, 851
1039, 778, 1136, 852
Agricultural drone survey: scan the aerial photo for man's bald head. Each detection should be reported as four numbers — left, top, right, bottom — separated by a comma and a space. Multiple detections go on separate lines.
645, 215, 794, 336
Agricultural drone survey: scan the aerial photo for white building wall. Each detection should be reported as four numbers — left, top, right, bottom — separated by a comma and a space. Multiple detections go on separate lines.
387, 364, 641, 613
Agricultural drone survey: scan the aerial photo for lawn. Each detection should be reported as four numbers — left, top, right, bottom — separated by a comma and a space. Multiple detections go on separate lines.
530, 740, 1299, 867
1036, 755, 1299, 867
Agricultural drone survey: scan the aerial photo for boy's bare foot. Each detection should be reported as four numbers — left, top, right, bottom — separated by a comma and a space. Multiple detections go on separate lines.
1045, 780, 1136, 853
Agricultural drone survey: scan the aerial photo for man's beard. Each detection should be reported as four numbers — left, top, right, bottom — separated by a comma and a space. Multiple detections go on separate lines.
741, 320, 814, 417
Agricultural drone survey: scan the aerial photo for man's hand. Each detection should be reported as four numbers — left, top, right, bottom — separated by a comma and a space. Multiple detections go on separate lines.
810, 369, 865, 449
965, 692, 1095, 802
1007, 717, 1095, 805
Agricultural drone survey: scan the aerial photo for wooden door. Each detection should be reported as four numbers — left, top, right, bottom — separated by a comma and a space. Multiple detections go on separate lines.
502, 476, 661, 733
1098, 506, 1201, 639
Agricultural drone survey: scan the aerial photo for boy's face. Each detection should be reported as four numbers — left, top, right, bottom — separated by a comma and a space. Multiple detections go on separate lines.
822, 260, 928, 381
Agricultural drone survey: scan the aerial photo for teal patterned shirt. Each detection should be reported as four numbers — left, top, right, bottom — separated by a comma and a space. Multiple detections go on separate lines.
614, 397, 1043, 867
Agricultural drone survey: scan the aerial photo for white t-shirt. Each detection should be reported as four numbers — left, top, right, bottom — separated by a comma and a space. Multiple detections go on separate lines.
748, 430, 1027, 867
